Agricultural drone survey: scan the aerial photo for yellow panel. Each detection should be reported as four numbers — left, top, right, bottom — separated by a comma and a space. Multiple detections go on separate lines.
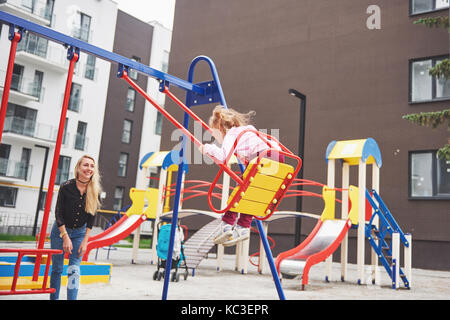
126, 188, 146, 216
347, 185, 359, 225
327, 139, 366, 161
249, 173, 285, 192
144, 188, 159, 219
320, 187, 336, 221
244, 158, 294, 180
228, 199, 269, 217
0, 277, 45, 290
241, 186, 277, 204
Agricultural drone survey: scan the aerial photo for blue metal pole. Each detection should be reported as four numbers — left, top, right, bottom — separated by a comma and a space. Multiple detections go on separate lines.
255, 219, 286, 300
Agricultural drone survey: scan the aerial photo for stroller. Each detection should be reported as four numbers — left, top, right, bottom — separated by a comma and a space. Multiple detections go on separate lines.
153, 222, 188, 282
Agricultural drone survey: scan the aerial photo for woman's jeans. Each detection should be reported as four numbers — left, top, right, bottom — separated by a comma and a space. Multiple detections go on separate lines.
50, 222, 86, 300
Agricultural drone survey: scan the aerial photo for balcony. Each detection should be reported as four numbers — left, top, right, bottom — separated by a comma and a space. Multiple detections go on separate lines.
0, 158, 33, 181
16, 34, 68, 73
0, 0, 54, 26
3, 116, 57, 143
0, 70, 45, 103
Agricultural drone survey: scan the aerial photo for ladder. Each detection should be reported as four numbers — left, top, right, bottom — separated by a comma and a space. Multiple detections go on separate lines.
365, 189, 411, 289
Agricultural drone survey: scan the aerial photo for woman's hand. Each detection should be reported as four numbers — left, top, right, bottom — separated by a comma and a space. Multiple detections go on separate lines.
78, 238, 88, 258
63, 236, 73, 254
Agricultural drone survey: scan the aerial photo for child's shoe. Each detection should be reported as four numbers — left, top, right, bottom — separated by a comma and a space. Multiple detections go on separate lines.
213, 222, 233, 244
223, 225, 250, 247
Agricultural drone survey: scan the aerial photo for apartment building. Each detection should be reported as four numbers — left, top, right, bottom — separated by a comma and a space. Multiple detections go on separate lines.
162, 0, 450, 270
98, 11, 170, 214
0, 0, 117, 231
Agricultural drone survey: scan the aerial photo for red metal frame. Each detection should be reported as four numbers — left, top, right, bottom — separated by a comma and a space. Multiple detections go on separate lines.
32, 51, 79, 280
0, 31, 22, 143
0, 248, 62, 295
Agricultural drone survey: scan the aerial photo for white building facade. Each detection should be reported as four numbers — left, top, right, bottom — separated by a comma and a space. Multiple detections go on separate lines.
0, 0, 118, 233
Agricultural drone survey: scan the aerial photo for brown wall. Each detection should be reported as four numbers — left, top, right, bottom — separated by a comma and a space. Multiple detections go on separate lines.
161, 0, 449, 269
98, 10, 153, 210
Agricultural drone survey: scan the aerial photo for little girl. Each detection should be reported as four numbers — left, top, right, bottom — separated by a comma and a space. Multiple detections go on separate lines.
199, 105, 282, 246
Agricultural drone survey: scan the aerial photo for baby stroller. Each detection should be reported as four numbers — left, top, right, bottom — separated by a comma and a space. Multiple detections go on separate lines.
153, 222, 188, 282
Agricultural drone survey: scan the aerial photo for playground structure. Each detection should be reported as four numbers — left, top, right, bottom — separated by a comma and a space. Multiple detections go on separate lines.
275, 138, 412, 290
0, 11, 412, 298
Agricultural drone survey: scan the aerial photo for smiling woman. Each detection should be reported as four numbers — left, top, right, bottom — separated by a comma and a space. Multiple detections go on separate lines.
49, 154, 103, 300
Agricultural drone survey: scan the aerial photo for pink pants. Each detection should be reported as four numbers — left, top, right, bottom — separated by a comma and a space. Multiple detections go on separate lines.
222, 151, 285, 229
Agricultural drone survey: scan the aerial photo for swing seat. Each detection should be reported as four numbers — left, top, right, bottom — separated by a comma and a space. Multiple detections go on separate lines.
227, 158, 295, 219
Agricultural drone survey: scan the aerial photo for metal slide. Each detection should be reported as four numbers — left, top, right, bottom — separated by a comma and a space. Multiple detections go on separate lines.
275, 218, 352, 289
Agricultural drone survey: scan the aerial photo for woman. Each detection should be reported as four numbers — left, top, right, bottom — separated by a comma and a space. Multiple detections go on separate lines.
50, 155, 102, 300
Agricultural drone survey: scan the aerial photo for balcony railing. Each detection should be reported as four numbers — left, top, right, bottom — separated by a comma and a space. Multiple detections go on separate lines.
0, 0, 54, 25
4, 116, 57, 142
0, 158, 33, 181
0, 70, 45, 101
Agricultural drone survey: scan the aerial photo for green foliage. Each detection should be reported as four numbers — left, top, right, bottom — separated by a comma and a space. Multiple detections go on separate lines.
413, 16, 449, 30
437, 144, 450, 160
429, 59, 450, 80
402, 110, 450, 129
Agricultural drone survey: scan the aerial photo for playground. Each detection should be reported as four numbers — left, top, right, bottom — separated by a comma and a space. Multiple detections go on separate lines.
1, 239, 450, 300
0, 9, 448, 302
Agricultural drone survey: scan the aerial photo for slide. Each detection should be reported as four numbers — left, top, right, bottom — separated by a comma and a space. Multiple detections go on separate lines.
82, 214, 147, 261
275, 218, 352, 289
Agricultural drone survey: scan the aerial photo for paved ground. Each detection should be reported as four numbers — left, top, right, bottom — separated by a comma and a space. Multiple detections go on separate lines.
1, 240, 450, 301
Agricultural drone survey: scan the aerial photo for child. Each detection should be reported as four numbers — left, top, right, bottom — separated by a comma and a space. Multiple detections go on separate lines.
199, 105, 282, 246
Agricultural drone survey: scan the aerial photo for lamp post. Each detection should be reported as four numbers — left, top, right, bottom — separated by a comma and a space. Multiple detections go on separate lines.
32, 144, 49, 237
289, 88, 306, 246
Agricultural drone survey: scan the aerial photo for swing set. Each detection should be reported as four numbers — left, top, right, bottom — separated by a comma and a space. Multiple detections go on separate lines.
0, 11, 300, 299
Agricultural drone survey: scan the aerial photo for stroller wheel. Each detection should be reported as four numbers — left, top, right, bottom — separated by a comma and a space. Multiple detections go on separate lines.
153, 271, 158, 281
184, 270, 188, 280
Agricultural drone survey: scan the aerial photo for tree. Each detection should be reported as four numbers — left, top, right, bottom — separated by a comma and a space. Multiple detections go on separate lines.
402, 3, 450, 160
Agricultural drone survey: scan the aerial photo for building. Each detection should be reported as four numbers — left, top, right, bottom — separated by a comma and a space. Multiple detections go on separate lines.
98, 11, 171, 216
161, 0, 450, 270
0, 0, 117, 232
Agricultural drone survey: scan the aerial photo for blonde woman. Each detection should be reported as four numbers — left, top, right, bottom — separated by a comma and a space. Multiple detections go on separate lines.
50, 155, 102, 300
199, 105, 283, 246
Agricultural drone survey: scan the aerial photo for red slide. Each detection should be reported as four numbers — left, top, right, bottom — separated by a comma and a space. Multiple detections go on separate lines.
82, 214, 147, 261
275, 218, 352, 289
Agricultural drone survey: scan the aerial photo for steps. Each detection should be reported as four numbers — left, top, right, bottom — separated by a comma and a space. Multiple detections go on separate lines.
365, 189, 411, 289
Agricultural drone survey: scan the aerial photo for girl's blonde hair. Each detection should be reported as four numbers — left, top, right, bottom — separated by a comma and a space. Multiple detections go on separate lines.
74, 155, 102, 215
209, 105, 256, 135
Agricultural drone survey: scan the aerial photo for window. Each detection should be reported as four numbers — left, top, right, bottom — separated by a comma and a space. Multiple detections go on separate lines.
410, 0, 449, 15
410, 56, 450, 102
126, 88, 136, 112
122, 120, 132, 144
68, 83, 82, 112
84, 55, 96, 80
17, 147, 31, 180
5, 103, 37, 137
409, 150, 450, 199
32, 70, 44, 100
0, 186, 18, 207
38, 191, 47, 211
155, 112, 163, 135
75, 121, 87, 150
62, 118, 69, 146
0, 144, 11, 177
161, 50, 170, 73
118, 153, 129, 177
129, 56, 140, 80
113, 186, 125, 211
11, 64, 24, 92
73, 12, 91, 42
55, 155, 71, 185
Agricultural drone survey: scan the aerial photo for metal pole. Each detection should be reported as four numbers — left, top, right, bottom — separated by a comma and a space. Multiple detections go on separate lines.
32, 145, 49, 237
289, 89, 306, 246
0, 28, 22, 143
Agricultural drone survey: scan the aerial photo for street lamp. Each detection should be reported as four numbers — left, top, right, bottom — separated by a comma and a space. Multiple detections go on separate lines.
33, 145, 49, 237
289, 88, 306, 246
